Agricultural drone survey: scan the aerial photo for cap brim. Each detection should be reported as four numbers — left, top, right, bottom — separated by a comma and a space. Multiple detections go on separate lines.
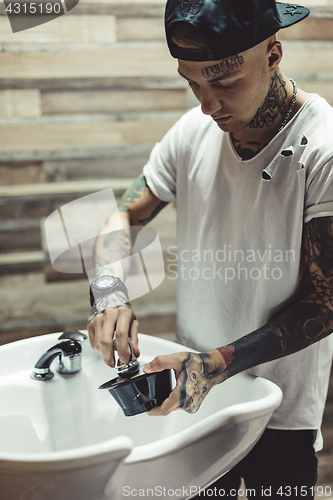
276, 2, 310, 29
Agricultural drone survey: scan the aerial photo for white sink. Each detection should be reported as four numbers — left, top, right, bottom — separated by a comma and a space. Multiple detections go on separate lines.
0, 332, 282, 500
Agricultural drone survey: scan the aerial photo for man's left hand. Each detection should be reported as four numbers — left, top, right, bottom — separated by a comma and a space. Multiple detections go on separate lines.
143, 350, 228, 415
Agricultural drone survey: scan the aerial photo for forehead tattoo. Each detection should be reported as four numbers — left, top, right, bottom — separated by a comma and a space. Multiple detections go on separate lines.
202, 54, 244, 79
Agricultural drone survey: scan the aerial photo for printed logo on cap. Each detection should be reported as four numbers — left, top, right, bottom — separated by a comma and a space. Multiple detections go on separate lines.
180, 0, 204, 16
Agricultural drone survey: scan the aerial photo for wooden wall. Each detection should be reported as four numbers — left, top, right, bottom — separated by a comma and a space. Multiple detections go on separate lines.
0, 0, 333, 492
0, 0, 333, 344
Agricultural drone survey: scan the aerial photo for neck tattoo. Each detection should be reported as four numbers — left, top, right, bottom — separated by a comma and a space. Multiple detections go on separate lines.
248, 73, 288, 129
231, 76, 298, 161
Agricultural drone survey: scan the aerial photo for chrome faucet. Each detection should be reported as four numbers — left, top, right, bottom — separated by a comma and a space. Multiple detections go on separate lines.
31, 331, 87, 381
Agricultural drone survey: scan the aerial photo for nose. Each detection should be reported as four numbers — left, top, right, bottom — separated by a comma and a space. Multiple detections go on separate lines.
199, 86, 223, 116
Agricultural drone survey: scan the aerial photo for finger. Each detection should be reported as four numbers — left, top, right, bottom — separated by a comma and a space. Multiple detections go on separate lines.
130, 319, 140, 358
114, 310, 133, 363
87, 312, 104, 350
87, 321, 95, 349
143, 353, 184, 374
145, 386, 181, 416
99, 309, 117, 366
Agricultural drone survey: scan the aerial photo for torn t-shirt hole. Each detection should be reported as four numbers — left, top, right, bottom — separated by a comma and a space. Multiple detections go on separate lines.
281, 147, 294, 157
262, 171, 271, 181
301, 136, 308, 145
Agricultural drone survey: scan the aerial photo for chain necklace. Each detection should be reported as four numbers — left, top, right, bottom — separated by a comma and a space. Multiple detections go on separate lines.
278, 78, 297, 133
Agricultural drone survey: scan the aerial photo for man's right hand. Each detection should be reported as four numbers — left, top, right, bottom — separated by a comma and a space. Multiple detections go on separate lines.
87, 291, 140, 367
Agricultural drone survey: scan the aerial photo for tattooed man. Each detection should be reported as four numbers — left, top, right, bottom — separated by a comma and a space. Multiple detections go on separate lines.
87, 0, 333, 498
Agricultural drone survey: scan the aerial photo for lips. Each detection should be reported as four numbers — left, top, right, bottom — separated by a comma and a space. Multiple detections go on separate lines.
213, 116, 231, 123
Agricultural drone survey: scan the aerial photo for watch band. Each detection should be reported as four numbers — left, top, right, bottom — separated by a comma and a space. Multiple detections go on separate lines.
90, 276, 129, 307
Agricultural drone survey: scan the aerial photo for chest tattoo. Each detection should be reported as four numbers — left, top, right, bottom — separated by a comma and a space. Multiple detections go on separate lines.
231, 135, 265, 160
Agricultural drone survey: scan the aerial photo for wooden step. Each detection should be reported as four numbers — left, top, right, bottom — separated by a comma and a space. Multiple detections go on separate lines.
0, 88, 187, 118
41, 89, 186, 115
0, 49, 176, 79
0, 178, 132, 219
43, 155, 147, 183
0, 251, 44, 274
0, 269, 177, 323
0, 309, 177, 346
0, 219, 41, 253
0, 145, 152, 184
0, 269, 177, 341
0, 247, 176, 278
0, 160, 45, 184
0, 75, 185, 92
0, 115, 181, 158
0, 200, 176, 270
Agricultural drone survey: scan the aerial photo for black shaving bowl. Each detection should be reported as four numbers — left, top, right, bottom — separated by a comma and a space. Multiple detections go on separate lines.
99, 369, 172, 417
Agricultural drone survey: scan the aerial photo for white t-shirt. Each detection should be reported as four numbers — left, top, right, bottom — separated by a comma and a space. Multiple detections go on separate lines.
143, 94, 333, 450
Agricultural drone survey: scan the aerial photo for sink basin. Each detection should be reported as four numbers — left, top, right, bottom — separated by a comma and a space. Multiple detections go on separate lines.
0, 332, 282, 500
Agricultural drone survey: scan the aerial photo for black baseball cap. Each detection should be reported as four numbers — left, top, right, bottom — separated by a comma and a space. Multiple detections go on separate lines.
165, 0, 310, 61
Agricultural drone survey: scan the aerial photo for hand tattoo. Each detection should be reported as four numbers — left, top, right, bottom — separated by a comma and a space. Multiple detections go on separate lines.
177, 352, 230, 413
88, 291, 133, 323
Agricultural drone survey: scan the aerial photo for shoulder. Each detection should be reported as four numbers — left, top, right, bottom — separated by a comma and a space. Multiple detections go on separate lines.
299, 94, 333, 143
291, 94, 333, 169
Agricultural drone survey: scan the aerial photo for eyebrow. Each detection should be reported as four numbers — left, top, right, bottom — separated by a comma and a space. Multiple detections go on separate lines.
177, 68, 241, 83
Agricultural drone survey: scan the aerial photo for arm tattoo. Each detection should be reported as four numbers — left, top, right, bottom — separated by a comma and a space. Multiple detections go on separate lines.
218, 216, 333, 378
117, 174, 168, 224
138, 201, 168, 225
118, 174, 148, 213
94, 226, 131, 280
93, 174, 168, 280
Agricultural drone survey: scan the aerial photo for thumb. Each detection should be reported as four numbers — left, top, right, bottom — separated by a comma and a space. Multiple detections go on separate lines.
143, 353, 185, 374
143, 355, 170, 374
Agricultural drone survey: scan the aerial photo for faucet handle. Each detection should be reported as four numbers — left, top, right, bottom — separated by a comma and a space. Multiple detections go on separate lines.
58, 331, 88, 343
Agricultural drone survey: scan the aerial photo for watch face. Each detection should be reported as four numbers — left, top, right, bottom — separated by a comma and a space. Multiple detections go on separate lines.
96, 276, 116, 289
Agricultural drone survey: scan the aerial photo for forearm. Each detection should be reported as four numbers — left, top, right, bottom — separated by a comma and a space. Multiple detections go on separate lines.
88, 174, 169, 362
94, 174, 168, 281
94, 211, 132, 281
217, 216, 333, 379
217, 298, 333, 379
149, 297, 333, 415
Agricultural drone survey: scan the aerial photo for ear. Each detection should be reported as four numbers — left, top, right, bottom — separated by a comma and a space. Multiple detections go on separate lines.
267, 40, 283, 73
